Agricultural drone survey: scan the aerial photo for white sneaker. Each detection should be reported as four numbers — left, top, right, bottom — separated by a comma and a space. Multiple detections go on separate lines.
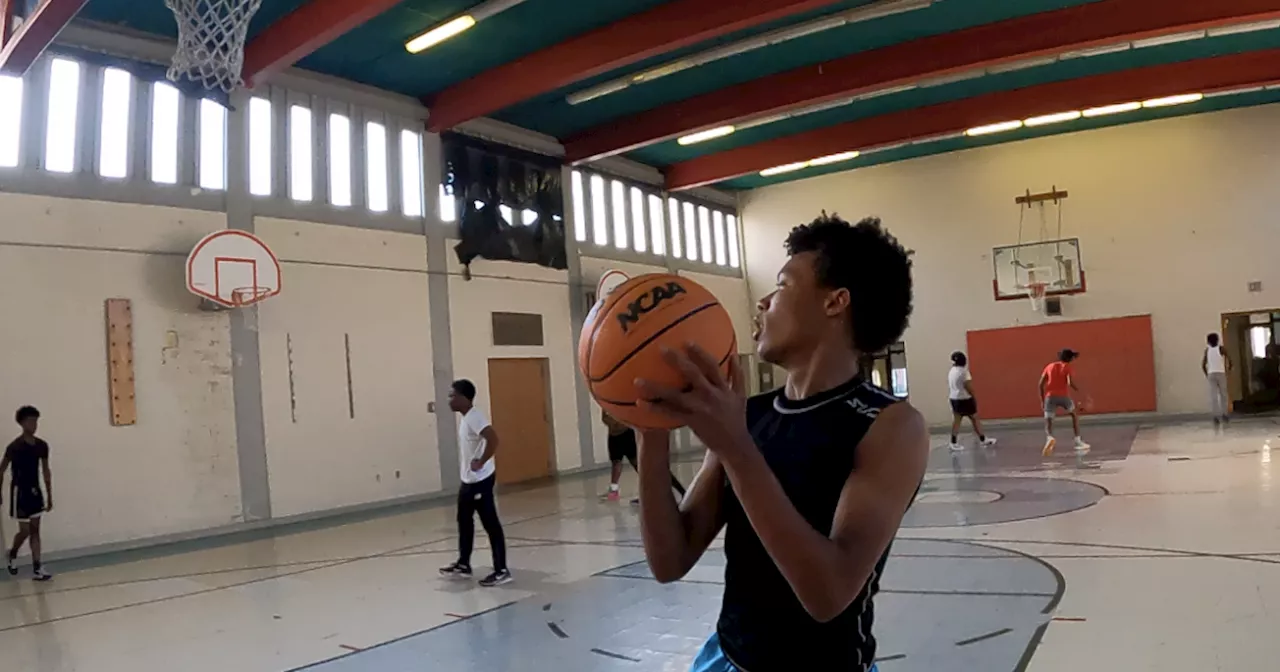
1073, 438, 1090, 454
980, 437, 998, 447
32, 568, 52, 582
1042, 436, 1057, 456
948, 442, 964, 452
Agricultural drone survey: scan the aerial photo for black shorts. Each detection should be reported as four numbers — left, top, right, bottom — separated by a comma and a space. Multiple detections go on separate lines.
950, 398, 978, 418
9, 484, 45, 521
607, 431, 638, 464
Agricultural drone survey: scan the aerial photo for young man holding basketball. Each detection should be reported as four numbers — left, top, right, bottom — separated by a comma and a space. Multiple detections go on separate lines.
1040, 349, 1090, 456
2, 406, 53, 581
634, 214, 928, 671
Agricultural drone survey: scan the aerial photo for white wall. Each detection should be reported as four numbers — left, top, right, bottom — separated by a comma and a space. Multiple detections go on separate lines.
447, 243, 583, 472
0, 194, 241, 551
256, 218, 439, 518
740, 103, 1280, 424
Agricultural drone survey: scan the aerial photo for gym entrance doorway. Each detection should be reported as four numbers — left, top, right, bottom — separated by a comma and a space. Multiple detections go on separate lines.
1221, 310, 1280, 414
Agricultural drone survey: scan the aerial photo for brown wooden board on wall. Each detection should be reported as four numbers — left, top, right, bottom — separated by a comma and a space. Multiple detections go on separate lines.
105, 299, 137, 426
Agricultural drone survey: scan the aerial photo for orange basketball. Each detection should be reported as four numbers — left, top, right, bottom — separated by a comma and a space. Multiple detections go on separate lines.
579, 273, 737, 430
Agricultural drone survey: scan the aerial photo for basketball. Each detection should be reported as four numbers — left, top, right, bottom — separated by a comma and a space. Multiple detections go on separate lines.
579, 273, 737, 429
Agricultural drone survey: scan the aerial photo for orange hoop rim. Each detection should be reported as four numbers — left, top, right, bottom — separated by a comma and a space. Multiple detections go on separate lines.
231, 286, 274, 307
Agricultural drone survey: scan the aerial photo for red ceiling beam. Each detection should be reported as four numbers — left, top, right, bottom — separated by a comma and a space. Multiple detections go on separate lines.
425, 0, 852, 133
664, 49, 1280, 189
242, 0, 403, 86
0, 0, 91, 76
565, 0, 1280, 163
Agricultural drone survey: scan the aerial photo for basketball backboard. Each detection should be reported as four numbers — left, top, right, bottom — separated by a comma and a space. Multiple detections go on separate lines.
186, 230, 281, 308
992, 238, 1085, 301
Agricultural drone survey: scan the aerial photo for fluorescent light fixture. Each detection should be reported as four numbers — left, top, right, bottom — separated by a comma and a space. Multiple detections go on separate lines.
768, 16, 847, 45
987, 57, 1058, 74
1024, 110, 1082, 127
853, 83, 918, 101
1131, 30, 1205, 49
1082, 102, 1141, 117
809, 150, 860, 166
1205, 85, 1265, 98
633, 60, 694, 82
965, 120, 1023, 136
844, 0, 933, 23
1142, 93, 1203, 108
917, 69, 986, 88
910, 131, 964, 145
406, 15, 476, 53
760, 162, 810, 177
864, 141, 910, 154
677, 125, 736, 145
1059, 43, 1131, 60
567, 80, 631, 106
1208, 19, 1280, 37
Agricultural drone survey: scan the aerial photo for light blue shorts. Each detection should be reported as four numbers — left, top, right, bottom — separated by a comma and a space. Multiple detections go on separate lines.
692, 633, 880, 672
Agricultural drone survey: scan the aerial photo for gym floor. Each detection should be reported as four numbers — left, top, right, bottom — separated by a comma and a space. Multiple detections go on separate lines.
2, 418, 1278, 671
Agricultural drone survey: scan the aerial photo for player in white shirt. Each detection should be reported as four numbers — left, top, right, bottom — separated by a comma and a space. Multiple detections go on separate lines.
1202, 333, 1232, 427
947, 352, 996, 451
438, 379, 511, 587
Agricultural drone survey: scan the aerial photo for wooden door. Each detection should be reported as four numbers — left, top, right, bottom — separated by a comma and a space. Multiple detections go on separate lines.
487, 358, 554, 485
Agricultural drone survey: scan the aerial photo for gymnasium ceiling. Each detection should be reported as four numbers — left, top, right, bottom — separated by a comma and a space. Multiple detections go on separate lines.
31, 0, 1280, 190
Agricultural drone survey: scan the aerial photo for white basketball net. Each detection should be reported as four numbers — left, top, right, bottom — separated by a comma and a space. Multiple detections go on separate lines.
165, 0, 264, 93
1027, 281, 1048, 313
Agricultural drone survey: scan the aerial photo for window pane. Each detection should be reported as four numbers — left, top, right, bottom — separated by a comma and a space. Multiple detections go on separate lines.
698, 206, 713, 263
439, 184, 456, 222
399, 130, 423, 217
610, 180, 627, 249
648, 194, 666, 256
570, 171, 587, 241
499, 204, 514, 225
98, 68, 132, 178
365, 121, 388, 212
667, 198, 683, 259
45, 58, 81, 173
712, 211, 727, 266
0, 76, 23, 168
628, 187, 647, 253
590, 174, 608, 245
328, 113, 351, 206
683, 201, 698, 261
198, 99, 226, 190
289, 105, 313, 201
248, 97, 272, 196
727, 215, 741, 268
150, 82, 179, 184
522, 209, 537, 226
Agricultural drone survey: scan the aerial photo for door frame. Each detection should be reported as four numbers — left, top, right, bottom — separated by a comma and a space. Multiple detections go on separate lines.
486, 356, 557, 479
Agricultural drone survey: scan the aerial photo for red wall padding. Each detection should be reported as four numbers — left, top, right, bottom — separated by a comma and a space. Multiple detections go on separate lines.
965, 315, 1157, 419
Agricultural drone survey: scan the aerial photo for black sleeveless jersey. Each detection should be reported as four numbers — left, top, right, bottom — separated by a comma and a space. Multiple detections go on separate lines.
716, 376, 900, 671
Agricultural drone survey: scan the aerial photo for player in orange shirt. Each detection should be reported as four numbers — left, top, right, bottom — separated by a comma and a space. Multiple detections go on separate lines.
1039, 349, 1090, 456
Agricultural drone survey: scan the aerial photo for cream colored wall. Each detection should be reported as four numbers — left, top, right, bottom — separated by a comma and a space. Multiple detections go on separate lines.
740, 103, 1280, 424
255, 218, 439, 518
0, 193, 240, 551
447, 242, 583, 472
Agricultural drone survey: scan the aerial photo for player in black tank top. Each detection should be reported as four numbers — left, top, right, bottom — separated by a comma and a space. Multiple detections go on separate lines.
633, 214, 928, 671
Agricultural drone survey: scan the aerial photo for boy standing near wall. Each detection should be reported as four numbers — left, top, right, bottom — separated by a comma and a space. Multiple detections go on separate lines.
1, 406, 53, 581
1040, 350, 1090, 456
1203, 333, 1232, 427
439, 380, 511, 587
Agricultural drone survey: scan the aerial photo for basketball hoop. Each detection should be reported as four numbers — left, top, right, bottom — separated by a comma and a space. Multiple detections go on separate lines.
1027, 281, 1048, 313
232, 286, 273, 307
165, 0, 264, 93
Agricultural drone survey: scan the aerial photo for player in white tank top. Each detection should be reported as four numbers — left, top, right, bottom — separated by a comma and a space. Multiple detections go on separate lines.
1203, 333, 1231, 426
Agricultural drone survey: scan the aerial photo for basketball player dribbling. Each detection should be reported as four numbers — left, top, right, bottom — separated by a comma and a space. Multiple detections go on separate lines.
1040, 349, 1090, 456
634, 214, 928, 671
